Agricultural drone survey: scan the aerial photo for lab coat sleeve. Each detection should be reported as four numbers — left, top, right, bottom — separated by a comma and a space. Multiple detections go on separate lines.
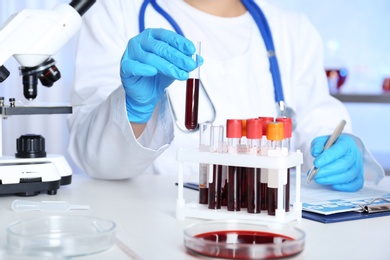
283, 13, 384, 183
67, 0, 174, 179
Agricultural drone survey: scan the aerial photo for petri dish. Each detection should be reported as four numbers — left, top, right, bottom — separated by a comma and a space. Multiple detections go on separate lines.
183, 219, 305, 259
0, 250, 66, 260
6, 215, 116, 257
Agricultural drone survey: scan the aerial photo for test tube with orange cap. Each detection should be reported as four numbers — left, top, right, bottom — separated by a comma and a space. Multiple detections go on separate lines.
259, 116, 274, 210
266, 121, 285, 216
276, 117, 292, 212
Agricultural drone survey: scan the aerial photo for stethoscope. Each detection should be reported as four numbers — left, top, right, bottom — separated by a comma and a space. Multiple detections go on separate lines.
139, 0, 296, 131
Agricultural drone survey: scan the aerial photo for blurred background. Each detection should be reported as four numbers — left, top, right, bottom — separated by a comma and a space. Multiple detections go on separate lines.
0, 0, 389, 174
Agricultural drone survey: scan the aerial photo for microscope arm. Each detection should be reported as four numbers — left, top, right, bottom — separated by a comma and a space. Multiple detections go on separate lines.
0, 4, 81, 68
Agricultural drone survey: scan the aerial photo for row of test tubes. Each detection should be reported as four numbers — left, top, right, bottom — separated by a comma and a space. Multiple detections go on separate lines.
198, 117, 293, 216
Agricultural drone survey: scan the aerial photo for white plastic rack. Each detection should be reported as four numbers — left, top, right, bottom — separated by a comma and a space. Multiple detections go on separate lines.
176, 148, 303, 224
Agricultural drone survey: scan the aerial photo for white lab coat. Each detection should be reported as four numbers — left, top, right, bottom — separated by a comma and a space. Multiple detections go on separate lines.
68, 0, 384, 184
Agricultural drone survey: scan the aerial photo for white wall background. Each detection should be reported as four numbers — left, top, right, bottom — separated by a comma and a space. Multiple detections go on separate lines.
273, 0, 390, 172
1, 0, 389, 173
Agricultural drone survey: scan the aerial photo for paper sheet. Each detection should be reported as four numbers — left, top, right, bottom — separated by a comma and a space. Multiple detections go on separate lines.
293, 176, 390, 215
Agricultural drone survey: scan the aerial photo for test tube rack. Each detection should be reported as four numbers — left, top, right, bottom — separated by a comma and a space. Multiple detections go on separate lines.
176, 148, 303, 224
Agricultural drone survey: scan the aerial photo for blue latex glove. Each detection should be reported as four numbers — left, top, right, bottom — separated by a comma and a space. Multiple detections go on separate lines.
310, 134, 364, 192
120, 28, 203, 123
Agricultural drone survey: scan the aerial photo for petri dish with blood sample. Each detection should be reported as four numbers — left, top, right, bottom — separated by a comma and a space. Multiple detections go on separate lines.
184, 219, 305, 259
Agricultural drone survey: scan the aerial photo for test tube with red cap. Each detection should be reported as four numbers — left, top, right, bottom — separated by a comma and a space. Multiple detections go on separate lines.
259, 116, 274, 210
184, 41, 201, 130
240, 120, 248, 209
208, 125, 224, 209
266, 122, 285, 216
276, 117, 292, 212
226, 119, 242, 212
246, 118, 262, 213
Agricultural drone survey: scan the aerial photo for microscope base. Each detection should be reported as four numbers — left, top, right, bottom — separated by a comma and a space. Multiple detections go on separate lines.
0, 155, 72, 196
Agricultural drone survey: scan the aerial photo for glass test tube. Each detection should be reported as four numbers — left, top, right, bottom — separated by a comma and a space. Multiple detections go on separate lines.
259, 117, 274, 210
276, 117, 292, 212
208, 125, 224, 209
240, 120, 248, 209
198, 123, 211, 204
226, 119, 242, 212
184, 41, 201, 130
266, 122, 285, 216
246, 118, 262, 214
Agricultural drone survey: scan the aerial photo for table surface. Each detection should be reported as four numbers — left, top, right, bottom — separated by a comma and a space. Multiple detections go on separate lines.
0, 173, 389, 260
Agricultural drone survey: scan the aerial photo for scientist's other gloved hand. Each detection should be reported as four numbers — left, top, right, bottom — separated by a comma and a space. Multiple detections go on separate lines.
120, 28, 203, 123
310, 134, 364, 192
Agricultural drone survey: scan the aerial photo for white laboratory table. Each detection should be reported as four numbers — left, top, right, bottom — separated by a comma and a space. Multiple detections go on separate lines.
0, 173, 389, 260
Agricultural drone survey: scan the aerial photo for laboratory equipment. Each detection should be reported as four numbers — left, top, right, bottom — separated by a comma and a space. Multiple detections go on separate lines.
382, 77, 390, 92
139, 0, 297, 131
183, 219, 305, 259
266, 122, 286, 216
208, 125, 225, 210
226, 119, 243, 212
11, 199, 90, 212
0, 0, 95, 196
176, 119, 303, 224
306, 119, 346, 183
6, 215, 115, 257
246, 118, 262, 214
0, 0, 96, 100
198, 123, 211, 204
184, 41, 201, 130
276, 117, 293, 212
326, 68, 348, 93
259, 117, 274, 211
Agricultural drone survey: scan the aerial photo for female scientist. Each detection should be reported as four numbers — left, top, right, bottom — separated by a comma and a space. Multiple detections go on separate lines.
68, 0, 384, 192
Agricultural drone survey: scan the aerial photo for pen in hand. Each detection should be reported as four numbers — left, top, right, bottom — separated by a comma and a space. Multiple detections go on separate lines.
306, 119, 347, 183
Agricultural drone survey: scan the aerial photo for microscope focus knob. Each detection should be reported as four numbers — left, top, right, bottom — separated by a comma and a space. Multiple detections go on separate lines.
16, 134, 47, 158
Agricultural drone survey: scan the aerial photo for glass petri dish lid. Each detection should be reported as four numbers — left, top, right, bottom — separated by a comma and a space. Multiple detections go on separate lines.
184, 219, 305, 259
6, 215, 116, 257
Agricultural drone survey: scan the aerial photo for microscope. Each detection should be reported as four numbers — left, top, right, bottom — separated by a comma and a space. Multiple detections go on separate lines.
0, 0, 95, 196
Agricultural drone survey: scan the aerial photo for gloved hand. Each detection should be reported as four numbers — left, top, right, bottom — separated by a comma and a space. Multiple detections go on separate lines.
120, 28, 203, 123
310, 134, 364, 192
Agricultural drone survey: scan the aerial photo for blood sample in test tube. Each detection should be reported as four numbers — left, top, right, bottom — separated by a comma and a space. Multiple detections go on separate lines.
208, 125, 224, 209
185, 41, 201, 130
240, 120, 248, 209
246, 118, 262, 213
266, 122, 285, 216
226, 119, 242, 212
276, 117, 292, 212
198, 123, 211, 204
258, 116, 274, 210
